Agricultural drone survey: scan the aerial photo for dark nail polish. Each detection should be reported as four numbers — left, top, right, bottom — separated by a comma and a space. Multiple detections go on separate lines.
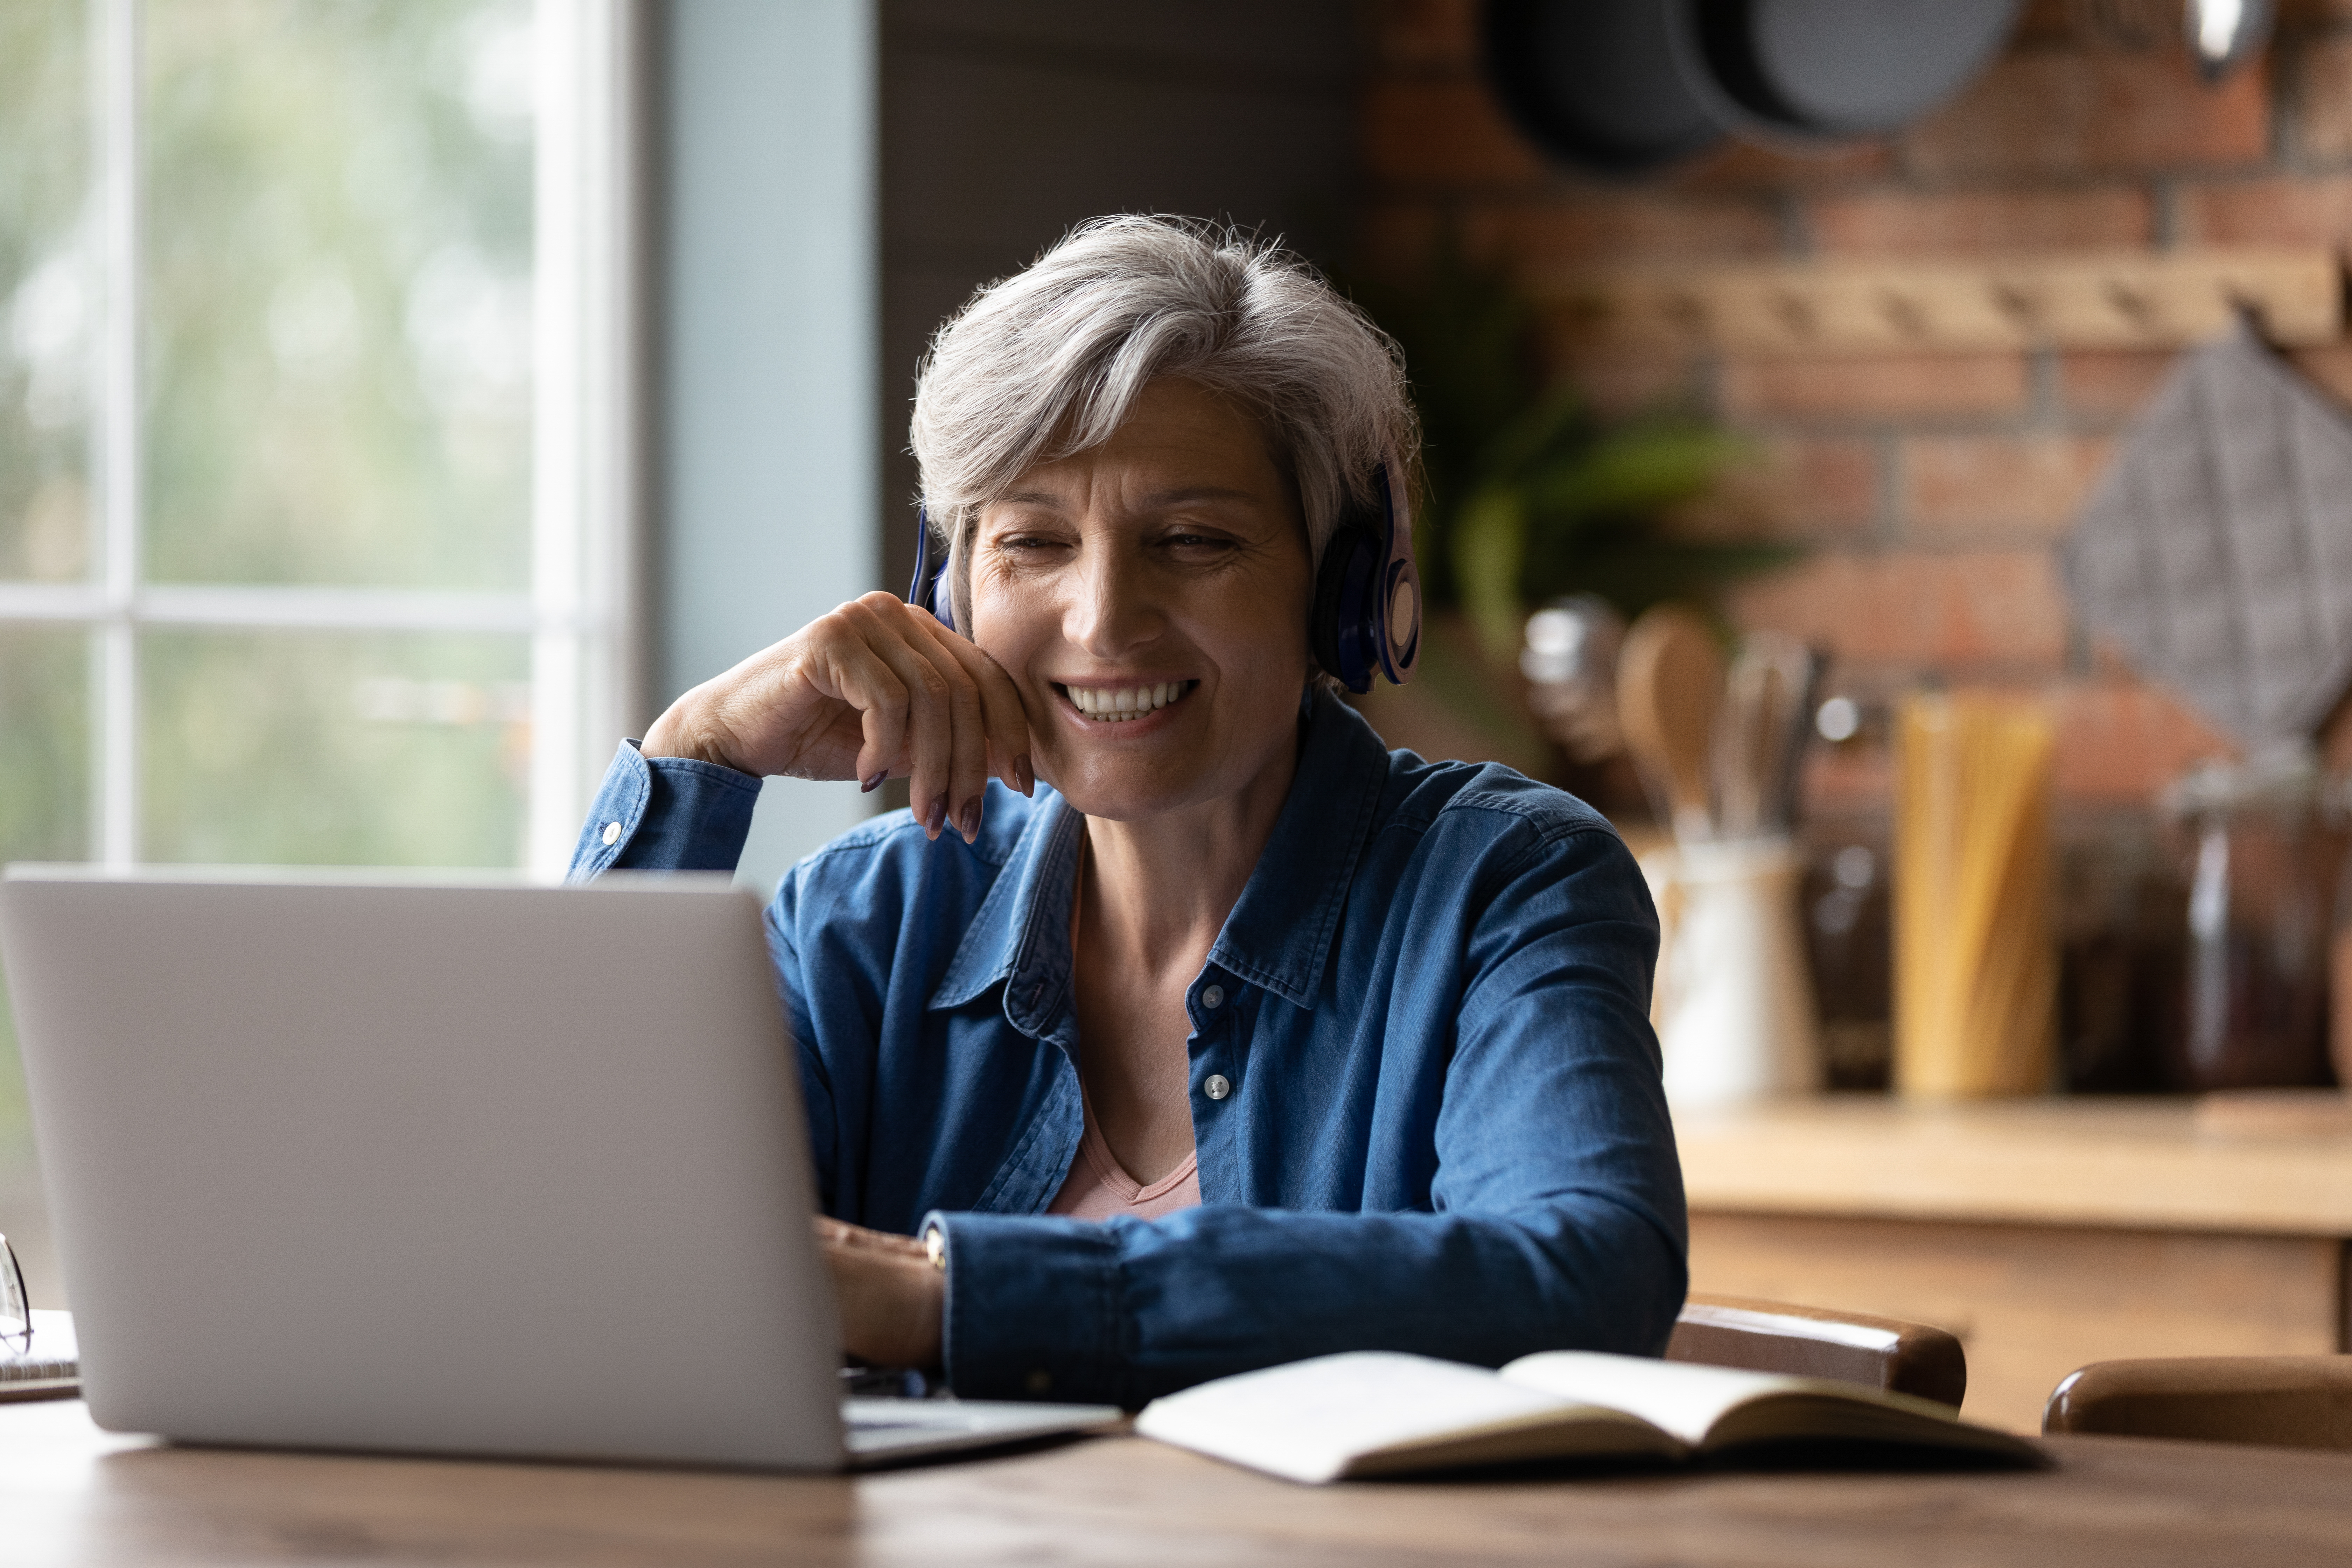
957, 798, 982, 843
861, 770, 888, 793
922, 797, 946, 837
1014, 753, 1034, 796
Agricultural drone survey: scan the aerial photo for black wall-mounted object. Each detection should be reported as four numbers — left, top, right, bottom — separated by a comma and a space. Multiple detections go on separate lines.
1670, 0, 2024, 147
1483, 0, 2023, 178
1483, 0, 1725, 178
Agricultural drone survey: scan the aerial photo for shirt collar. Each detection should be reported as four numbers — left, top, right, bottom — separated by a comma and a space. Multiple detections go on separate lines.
926, 688, 1388, 1019
1205, 690, 1388, 1008
928, 789, 1085, 1033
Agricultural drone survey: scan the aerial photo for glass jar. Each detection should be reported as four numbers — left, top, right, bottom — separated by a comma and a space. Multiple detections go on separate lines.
2162, 752, 2333, 1092
2056, 818, 2182, 1094
1804, 839, 1892, 1092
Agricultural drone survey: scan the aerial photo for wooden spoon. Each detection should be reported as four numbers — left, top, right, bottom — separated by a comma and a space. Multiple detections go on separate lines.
1616, 604, 1722, 842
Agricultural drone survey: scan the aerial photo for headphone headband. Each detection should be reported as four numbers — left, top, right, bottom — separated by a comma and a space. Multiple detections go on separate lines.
908, 505, 954, 631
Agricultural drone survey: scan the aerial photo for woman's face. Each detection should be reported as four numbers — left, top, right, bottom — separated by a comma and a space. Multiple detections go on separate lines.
968, 377, 1314, 823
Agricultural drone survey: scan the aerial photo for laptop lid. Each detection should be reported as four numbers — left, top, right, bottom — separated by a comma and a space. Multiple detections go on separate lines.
0, 867, 847, 1470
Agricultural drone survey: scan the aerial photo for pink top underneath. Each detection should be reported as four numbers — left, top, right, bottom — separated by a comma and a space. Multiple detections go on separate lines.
1047, 1092, 1202, 1220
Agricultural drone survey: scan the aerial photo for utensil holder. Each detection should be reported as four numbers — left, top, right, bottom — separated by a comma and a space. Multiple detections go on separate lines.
1642, 836, 1822, 1108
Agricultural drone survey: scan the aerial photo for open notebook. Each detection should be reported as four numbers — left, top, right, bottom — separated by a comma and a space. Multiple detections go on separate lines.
1, 1311, 78, 1401
1135, 1350, 2044, 1483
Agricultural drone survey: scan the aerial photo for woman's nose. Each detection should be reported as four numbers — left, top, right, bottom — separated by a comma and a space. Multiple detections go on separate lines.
1067, 545, 1166, 658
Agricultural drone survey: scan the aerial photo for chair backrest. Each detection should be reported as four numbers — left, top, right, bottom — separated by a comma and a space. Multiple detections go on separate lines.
2043, 1357, 2352, 1449
1665, 1293, 1968, 1409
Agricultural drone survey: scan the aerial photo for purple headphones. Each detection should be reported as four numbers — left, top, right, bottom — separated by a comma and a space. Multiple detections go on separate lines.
906, 458, 1421, 694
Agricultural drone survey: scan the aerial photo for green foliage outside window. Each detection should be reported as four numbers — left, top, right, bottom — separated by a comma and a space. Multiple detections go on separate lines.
144, 0, 535, 590
0, 0, 540, 1138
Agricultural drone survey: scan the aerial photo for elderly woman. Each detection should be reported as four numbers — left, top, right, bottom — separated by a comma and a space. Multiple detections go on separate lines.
568, 216, 1684, 1407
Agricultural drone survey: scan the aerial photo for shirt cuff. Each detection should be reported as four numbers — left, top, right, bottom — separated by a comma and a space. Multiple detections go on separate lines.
926, 1210, 1127, 1404
564, 740, 763, 883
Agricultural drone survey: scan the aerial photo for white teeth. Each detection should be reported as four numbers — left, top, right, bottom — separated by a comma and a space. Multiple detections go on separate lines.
1067, 680, 1194, 722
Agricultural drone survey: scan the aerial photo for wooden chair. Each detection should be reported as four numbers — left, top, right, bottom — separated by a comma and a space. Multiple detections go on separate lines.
2042, 1358, 2352, 1449
1665, 1292, 1969, 1409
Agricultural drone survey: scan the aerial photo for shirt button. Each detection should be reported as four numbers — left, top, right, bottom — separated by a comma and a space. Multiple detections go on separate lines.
1200, 984, 1225, 1010
601, 820, 622, 846
1203, 1074, 1231, 1101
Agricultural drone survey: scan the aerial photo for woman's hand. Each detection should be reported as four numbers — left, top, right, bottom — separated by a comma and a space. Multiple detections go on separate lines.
814, 1216, 943, 1370
642, 590, 1034, 842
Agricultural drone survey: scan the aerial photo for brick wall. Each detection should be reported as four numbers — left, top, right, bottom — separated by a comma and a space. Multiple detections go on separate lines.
1358, 0, 2352, 817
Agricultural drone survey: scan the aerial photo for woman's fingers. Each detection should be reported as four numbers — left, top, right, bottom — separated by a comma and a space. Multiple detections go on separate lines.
840, 595, 985, 840
912, 613, 1035, 800
648, 593, 1031, 842
811, 1218, 943, 1368
803, 620, 913, 790
811, 1214, 928, 1261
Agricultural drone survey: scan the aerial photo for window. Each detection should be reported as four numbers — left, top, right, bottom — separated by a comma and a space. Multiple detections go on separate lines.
0, 1, 638, 1123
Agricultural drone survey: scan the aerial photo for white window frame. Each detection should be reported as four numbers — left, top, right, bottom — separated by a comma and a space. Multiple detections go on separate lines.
0, 0, 640, 880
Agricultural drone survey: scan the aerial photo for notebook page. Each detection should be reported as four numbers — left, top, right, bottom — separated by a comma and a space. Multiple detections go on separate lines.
1498, 1351, 1826, 1446
1136, 1351, 1601, 1484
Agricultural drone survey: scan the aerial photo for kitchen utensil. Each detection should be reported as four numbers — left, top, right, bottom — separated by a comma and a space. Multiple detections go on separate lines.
1643, 836, 1822, 1106
1764, 640, 1823, 833
1711, 649, 1777, 840
1893, 693, 2057, 1099
1483, 0, 1726, 178
1712, 630, 1815, 839
2064, 320, 2352, 749
1617, 604, 1723, 841
1667, 0, 2024, 147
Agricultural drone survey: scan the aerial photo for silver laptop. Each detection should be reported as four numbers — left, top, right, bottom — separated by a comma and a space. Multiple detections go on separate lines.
0, 866, 1119, 1469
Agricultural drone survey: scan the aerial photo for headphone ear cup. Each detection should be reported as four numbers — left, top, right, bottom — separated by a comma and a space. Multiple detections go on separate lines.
1310, 532, 1353, 685
1311, 525, 1372, 692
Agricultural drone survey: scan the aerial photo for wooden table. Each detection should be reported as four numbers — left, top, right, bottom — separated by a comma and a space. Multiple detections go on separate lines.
1677, 1098, 2352, 1434
5, 1399, 2351, 1567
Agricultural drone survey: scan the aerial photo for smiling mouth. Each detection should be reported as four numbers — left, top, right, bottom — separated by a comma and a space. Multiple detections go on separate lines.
1058, 680, 1197, 722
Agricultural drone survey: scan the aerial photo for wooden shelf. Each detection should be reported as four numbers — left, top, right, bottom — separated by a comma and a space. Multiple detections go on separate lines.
1677, 1096, 2352, 1235
1539, 248, 2343, 357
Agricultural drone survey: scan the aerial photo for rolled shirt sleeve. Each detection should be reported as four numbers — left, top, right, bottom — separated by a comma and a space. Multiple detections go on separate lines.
565, 740, 764, 882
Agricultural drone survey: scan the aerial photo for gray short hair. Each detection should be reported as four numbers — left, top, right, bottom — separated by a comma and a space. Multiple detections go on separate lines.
908, 215, 1419, 635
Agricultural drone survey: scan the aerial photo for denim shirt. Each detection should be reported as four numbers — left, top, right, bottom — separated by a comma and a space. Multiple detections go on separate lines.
568, 691, 1686, 1408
